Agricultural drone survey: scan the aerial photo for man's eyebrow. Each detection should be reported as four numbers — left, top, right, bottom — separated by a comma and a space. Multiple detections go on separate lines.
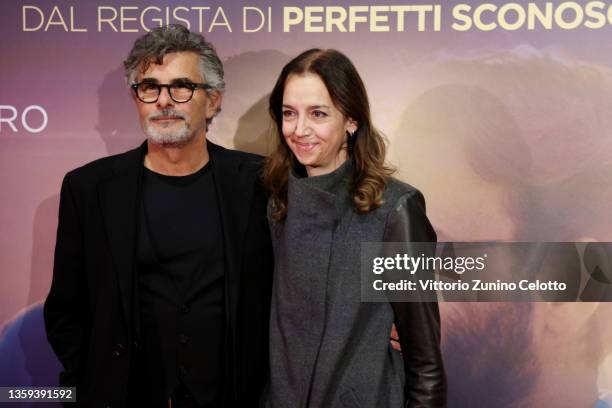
170, 77, 196, 84
139, 77, 196, 83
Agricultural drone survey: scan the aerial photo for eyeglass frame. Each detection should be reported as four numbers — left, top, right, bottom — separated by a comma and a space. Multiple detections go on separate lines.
130, 81, 213, 104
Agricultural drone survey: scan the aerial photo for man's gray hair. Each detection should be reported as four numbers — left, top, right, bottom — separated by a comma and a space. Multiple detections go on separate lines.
123, 24, 225, 94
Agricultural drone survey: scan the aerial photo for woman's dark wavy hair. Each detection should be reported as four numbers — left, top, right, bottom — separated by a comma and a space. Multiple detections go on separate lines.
263, 48, 394, 222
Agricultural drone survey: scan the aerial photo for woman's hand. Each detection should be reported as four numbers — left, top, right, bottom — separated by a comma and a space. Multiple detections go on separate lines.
390, 323, 402, 353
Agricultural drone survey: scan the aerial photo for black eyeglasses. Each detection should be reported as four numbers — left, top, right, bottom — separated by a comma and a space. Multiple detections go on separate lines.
131, 81, 213, 103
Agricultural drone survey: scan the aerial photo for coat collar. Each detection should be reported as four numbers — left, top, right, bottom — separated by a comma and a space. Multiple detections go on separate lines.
287, 159, 353, 222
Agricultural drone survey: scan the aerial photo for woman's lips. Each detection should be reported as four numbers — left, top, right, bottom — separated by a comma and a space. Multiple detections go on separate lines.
294, 140, 316, 152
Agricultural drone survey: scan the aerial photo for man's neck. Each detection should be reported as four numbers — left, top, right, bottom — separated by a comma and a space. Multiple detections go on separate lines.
144, 134, 210, 176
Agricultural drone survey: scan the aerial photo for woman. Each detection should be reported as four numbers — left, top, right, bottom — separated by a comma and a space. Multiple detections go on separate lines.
262, 49, 446, 407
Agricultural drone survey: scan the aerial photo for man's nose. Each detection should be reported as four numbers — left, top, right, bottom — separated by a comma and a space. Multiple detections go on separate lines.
156, 86, 174, 108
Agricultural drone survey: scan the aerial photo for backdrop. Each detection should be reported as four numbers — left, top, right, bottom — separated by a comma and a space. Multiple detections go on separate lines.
1, 1, 612, 407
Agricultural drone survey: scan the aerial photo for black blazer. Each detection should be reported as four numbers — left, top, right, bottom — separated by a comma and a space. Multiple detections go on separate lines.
44, 141, 273, 408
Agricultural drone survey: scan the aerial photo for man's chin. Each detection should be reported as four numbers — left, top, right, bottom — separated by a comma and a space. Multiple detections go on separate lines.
145, 128, 194, 147
147, 135, 193, 147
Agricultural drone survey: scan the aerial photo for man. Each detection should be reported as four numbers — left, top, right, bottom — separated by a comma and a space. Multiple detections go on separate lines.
44, 24, 273, 407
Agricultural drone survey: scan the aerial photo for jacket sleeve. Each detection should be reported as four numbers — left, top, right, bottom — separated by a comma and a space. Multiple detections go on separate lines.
384, 190, 447, 408
43, 173, 90, 387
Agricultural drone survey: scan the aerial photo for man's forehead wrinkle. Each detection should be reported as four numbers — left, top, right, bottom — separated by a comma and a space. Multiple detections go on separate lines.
137, 54, 203, 83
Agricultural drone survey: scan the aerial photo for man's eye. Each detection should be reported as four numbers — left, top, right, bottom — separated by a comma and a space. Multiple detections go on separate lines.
172, 82, 193, 90
140, 83, 158, 92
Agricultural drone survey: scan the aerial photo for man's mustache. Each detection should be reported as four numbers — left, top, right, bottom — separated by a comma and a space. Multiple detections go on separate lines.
147, 110, 187, 120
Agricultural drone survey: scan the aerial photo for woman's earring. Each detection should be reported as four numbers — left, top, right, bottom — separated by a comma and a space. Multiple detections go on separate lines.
347, 130, 356, 154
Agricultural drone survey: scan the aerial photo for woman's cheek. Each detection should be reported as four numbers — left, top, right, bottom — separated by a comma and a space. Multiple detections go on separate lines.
282, 123, 293, 139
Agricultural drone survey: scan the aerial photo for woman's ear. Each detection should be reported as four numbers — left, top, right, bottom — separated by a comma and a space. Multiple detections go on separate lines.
346, 118, 358, 134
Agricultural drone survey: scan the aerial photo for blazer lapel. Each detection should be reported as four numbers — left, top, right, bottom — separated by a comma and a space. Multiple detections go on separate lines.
97, 142, 145, 334
208, 141, 255, 342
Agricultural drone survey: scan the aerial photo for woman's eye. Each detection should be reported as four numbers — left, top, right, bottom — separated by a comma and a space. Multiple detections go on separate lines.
282, 110, 295, 118
312, 110, 327, 118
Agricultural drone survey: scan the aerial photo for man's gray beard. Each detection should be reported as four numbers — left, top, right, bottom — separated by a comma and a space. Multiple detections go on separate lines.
144, 109, 196, 146
144, 121, 193, 146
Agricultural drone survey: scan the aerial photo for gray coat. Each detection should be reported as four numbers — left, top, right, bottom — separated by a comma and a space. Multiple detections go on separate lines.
265, 161, 446, 408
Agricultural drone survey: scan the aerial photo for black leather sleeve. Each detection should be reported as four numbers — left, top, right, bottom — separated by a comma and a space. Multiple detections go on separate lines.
43, 173, 90, 387
384, 190, 447, 408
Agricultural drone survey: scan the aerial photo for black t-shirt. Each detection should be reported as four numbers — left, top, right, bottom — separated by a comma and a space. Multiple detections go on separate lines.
142, 163, 223, 296
135, 162, 225, 406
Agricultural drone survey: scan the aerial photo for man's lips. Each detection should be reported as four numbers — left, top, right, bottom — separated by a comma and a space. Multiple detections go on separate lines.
151, 116, 183, 122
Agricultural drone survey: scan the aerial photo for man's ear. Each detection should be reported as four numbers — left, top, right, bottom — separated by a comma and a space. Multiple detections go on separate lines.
206, 91, 223, 118
129, 85, 138, 103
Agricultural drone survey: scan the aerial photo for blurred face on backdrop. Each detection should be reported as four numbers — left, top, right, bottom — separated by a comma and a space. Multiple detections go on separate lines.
133, 51, 221, 146
282, 72, 356, 177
